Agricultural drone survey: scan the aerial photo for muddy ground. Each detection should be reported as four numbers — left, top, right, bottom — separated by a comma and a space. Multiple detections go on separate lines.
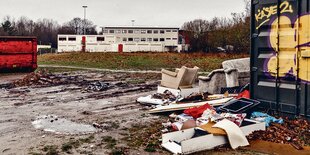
0, 71, 171, 155
1, 71, 307, 155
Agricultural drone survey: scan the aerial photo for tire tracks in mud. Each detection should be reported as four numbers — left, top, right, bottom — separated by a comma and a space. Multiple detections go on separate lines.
92, 102, 142, 114
84, 83, 157, 100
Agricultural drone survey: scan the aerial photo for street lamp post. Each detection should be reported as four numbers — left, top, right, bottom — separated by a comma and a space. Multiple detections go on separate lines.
82, 5, 88, 35
131, 20, 135, 26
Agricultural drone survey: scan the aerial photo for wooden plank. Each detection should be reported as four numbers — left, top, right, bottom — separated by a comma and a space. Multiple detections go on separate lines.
199, 121, 227, 136
149, 98, 233, 113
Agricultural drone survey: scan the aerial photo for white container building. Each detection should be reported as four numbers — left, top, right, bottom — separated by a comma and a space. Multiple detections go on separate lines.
57, 26, 185, 52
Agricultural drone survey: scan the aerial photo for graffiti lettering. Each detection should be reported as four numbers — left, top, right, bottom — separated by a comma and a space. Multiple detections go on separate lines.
255, 1, 293, 29
266, 14, 310, 82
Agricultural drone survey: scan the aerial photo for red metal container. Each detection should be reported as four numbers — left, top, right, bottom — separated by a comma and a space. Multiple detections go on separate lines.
0, 36, 37, 72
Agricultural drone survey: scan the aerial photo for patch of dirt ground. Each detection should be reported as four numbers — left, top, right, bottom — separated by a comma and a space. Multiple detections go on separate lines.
0, 71, 165, 155
1, 70, 304, 155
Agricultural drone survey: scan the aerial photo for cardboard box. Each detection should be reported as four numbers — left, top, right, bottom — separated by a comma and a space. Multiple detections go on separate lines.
162, 119, 265, 154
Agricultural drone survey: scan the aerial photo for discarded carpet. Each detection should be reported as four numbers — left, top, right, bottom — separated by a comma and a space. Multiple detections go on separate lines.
213, 119, 249, 149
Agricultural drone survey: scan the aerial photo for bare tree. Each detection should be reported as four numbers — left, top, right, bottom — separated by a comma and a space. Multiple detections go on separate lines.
182, 19, 212, 52
0, 15, 98, 49
16, 16, 32, 35
32, 18, 60, 47
62, 17, 97, 35
181, 0, 250, 53
244, 0, 251, 17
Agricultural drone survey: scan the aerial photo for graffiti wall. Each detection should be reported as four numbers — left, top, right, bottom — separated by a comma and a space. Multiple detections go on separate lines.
254, 0, 310, 82
251, 0, 310, 117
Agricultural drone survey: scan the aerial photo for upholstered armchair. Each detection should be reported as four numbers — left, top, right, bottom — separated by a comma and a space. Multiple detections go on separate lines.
222, 58, 250, 87
198, 69, 227, 94
160, 66, 199, 89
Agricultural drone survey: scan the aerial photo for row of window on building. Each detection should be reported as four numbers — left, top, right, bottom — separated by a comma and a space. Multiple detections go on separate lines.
123, 37, 178, 42
102, 29, 178, 34
59, 37, 77, 41
58, 36, 178, 42
58, 37, 105, 41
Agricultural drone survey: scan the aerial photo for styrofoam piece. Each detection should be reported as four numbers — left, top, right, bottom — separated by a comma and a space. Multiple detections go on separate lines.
162, 119, 265, 154
157, 86, 200, 98
161, 141, 182, 154
149, 97, 233, 113
136, 95, 166, 105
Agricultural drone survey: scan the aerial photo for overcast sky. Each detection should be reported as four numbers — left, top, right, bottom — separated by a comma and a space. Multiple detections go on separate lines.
1, 0, 246, 28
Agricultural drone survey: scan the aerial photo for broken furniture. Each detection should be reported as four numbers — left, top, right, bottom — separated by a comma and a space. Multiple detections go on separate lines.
162, 119, 265, 154
198, 69, 227, 94
161, 66, 199, 89
157, 85, 200, 99
136, 86, 200, 105
198, 58, 250, 94
149, 97, 232, 113
218, 98, 260, 117
138, 66, 200, 105
222, 57, 250, 87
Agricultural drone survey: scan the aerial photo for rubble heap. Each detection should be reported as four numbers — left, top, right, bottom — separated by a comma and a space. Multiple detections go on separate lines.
152, 90, 177, 101
13, 70, 86, 87
247, 118, 310, 150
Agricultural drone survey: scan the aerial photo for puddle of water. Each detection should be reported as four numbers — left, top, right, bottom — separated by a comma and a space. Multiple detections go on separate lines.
32, 115, 97, 135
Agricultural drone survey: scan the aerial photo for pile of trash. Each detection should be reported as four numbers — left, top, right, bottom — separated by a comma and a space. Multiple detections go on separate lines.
180, 92, 209, 102
136, 65, 310, 154
152, 90, 178, 101
158, 95, 268, 154
137, 84, 304, 154
13, 70, 86, 87
151, 91, 209, 103
247, 117, 310, 150
137, 90, 180, 105
142, 90, 309, 154
163, 107, 248, 132
138, 89, 214, 106
85, 81, 113, 92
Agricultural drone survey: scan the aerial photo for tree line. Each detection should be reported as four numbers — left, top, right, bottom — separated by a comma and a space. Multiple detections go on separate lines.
182, 0, 250, 53
0, 0, 250, 53
0, 16, 97, 48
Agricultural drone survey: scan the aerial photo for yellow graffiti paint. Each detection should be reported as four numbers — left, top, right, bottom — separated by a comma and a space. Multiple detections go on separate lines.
255, 1, 293, 30
267, 14, 310, 81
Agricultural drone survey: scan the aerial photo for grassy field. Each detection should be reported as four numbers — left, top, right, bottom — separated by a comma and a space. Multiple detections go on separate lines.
38, 52, 249, 72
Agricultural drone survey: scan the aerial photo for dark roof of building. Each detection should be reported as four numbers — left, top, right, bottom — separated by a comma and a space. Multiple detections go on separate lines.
0, 36, 36, 39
